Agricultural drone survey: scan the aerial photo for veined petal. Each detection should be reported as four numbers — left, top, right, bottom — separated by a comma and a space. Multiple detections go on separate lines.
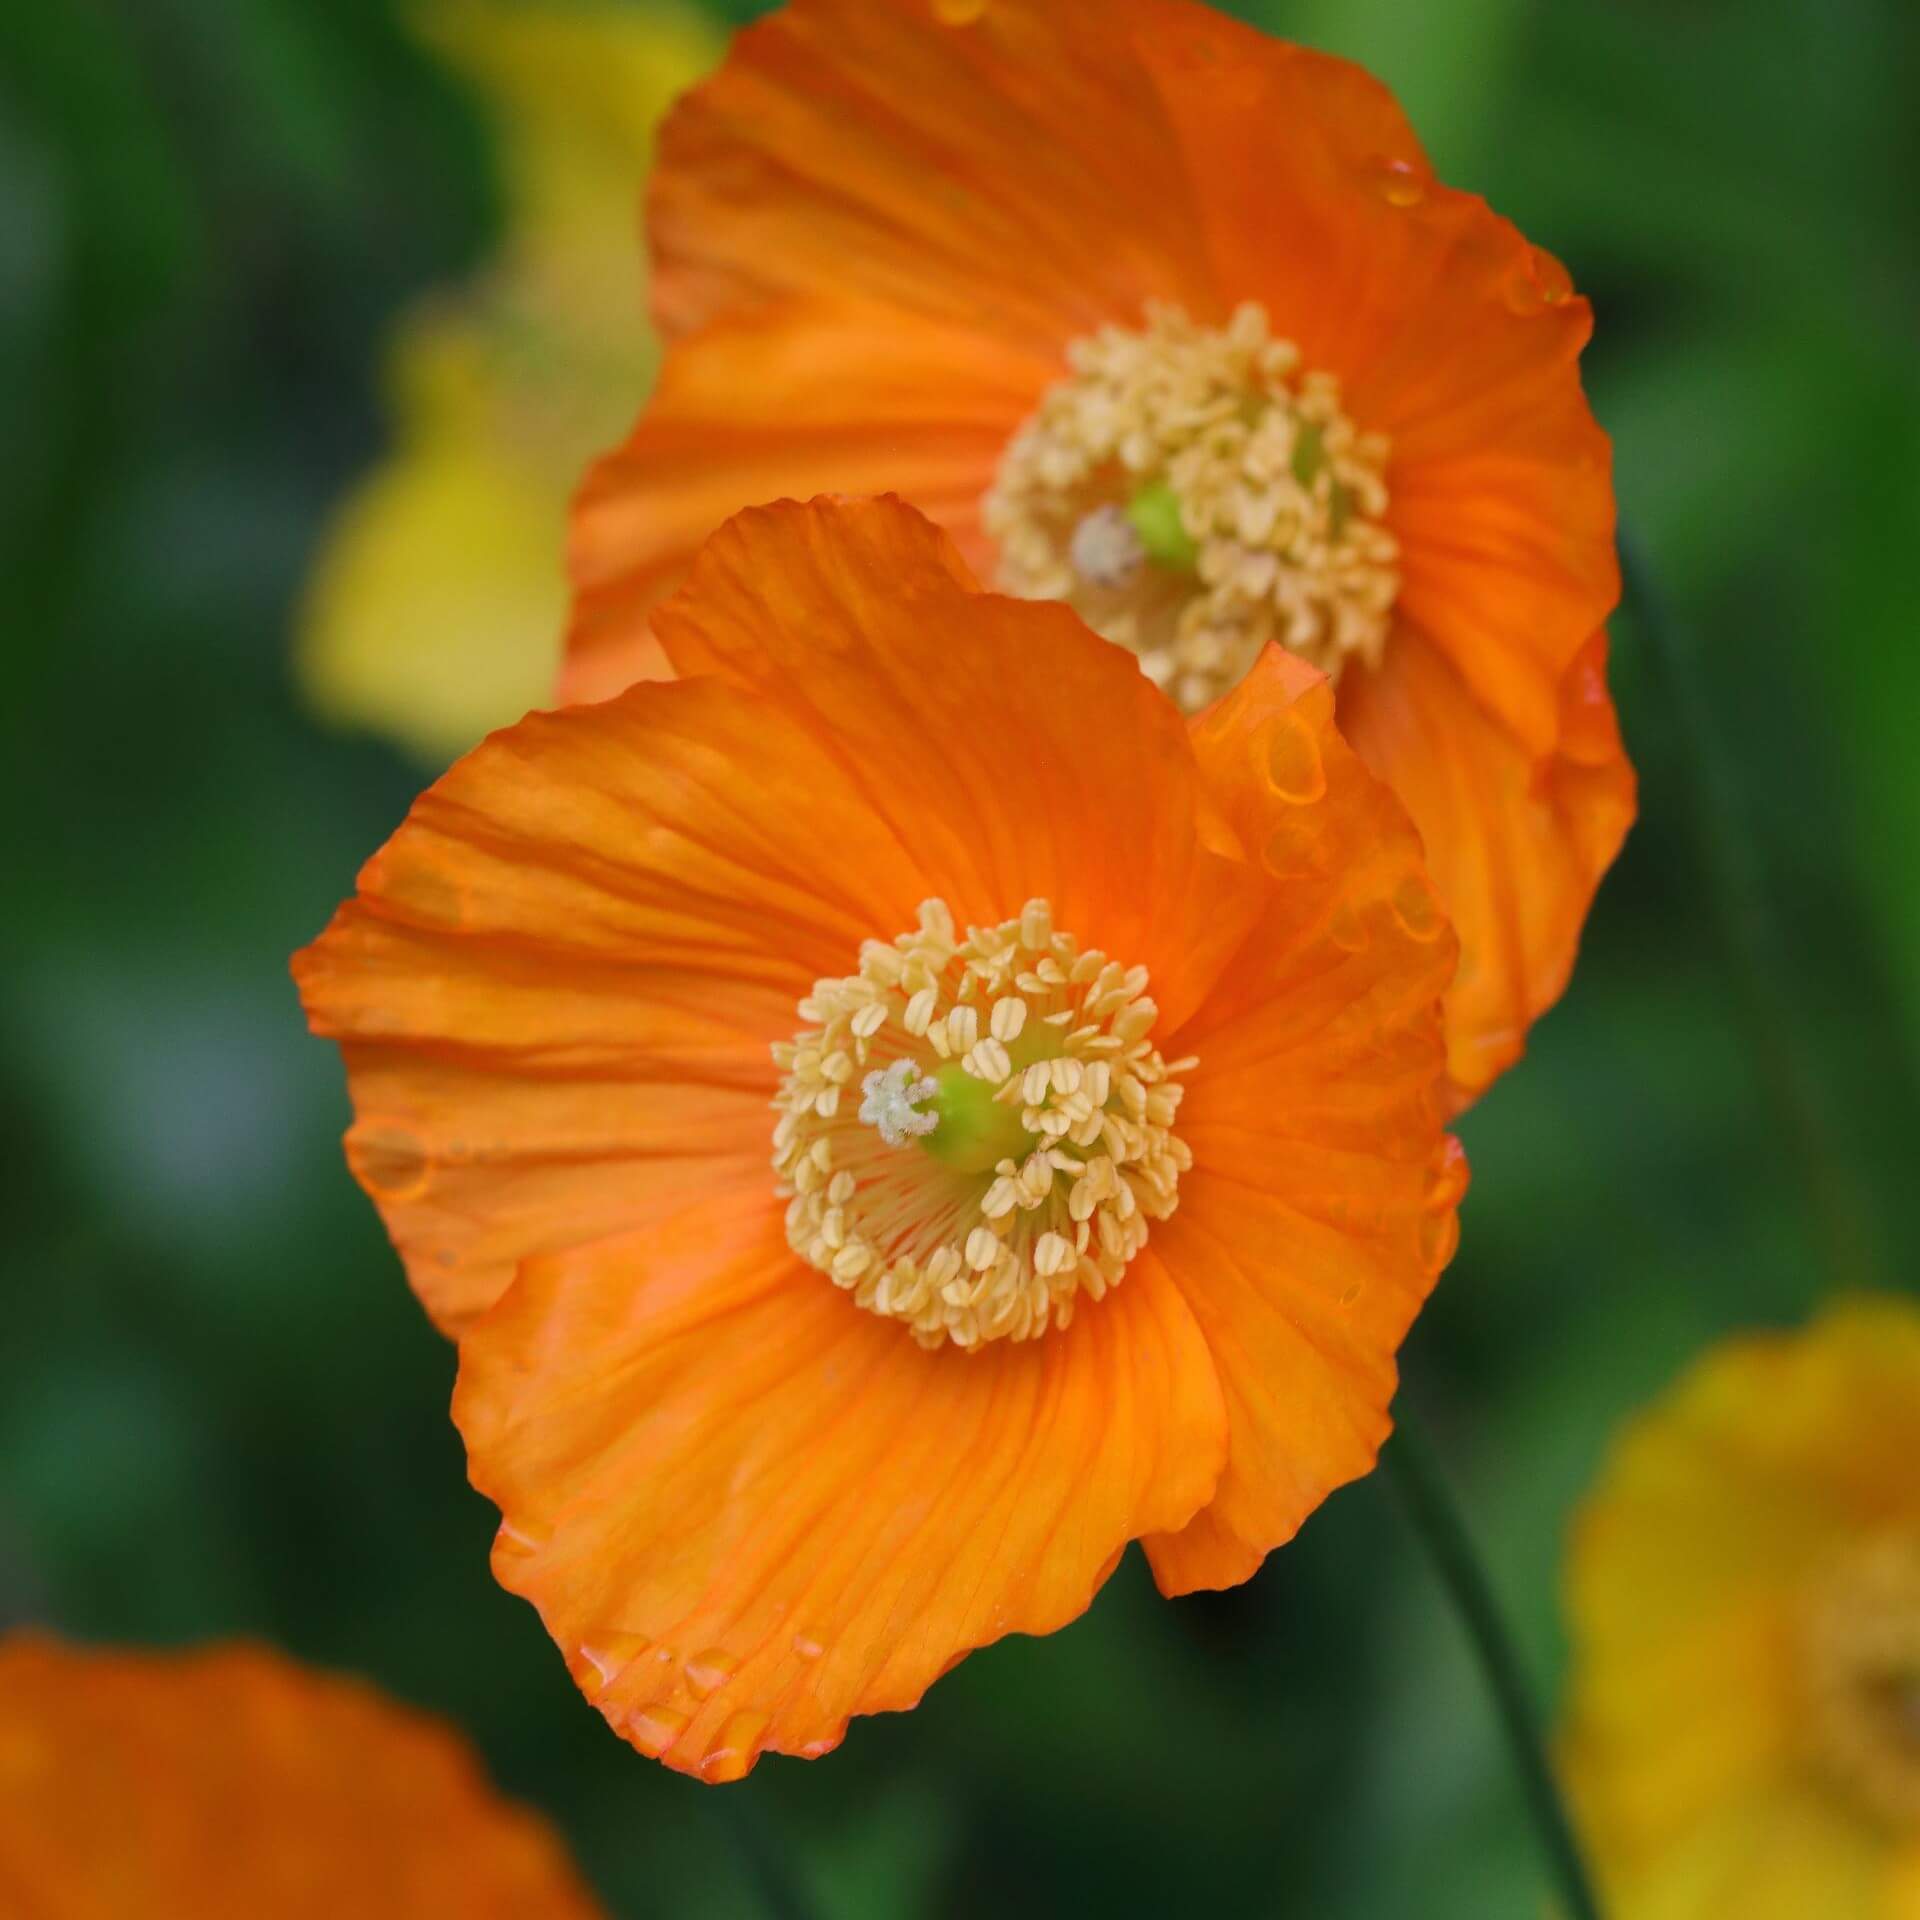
645, 0, 1215, 350
650, 495, 1266, 1031
294, 675, 930, 1332
1340, 628, 1636, 1102
454, 1196, 1228, 1779
566, 301, 1047, 704
1146, 648, 1462, 1591
1130, 5, 1616, 753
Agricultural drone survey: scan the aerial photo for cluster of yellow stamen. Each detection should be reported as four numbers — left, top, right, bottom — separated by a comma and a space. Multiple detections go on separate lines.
1800, 1531, 1920, 1829
983, 302, 1399, 712
771, 899, 1193, 1350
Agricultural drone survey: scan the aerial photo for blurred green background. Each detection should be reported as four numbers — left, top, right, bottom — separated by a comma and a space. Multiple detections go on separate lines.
3, 0, 1917, 1914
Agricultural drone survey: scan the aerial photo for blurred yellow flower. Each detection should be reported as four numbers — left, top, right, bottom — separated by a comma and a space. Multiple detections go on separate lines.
1564, 1297, 1920, 1917
297, 0, 719, 761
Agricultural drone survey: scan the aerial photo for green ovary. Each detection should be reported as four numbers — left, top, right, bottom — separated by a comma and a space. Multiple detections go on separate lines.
920, 1063, 1037, 1175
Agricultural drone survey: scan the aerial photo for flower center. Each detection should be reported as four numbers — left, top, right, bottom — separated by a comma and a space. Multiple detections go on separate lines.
983, 302, 1399, 713
1800, 1531, 1920, 1830
771, 898, 1194, 1350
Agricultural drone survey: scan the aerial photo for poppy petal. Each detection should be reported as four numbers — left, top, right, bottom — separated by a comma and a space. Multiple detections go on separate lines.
453, 1196, 1229, 1778
650, 495, 1267, 1031
293, 675, 931, 1332
1339, 628, 1636, 1101
1146, 647, 1463, 1592
645, 0, 1215, 351
565, 301, 1054, 704
1131, 12, 1615, 753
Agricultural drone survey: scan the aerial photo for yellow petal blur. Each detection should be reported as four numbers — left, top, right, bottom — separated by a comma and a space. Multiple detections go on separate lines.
297, 0, 720, 762
1563, 1296, 1920, 1917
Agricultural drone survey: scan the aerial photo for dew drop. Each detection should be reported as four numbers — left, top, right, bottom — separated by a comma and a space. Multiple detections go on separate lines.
1504, 246, 1574, 315
494, 1520, 546, 1565
931, 0, 986, 21
684, 1648, 738, 1700
570, 1631, 651, 1699
1365, 154, 1427, 209
1338, 1280, 1364, 1308
1424, 1135, 1470, 1213
701, 1710, 771, 1783
1390, 874, 1445, 943
626, 1704, 689, 1759
1266, 708, 1328, 804
344, 1121, 431, 1202
1417, 1206, 1460, 1277
792, 1635, 824, 1662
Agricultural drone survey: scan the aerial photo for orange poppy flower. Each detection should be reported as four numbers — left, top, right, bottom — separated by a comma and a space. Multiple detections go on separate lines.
0, 1634, 602, 1917
296, 495, 1467, 1779
565, 0, 1634, 1105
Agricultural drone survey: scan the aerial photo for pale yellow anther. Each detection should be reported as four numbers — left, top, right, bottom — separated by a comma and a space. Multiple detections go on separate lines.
770, 897, 1194, 1349
984, 302, 1399, 710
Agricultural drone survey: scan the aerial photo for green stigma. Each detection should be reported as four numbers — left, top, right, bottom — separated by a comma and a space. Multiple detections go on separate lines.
920, 1063, 1036, 1175
1124, 477, 1199, 573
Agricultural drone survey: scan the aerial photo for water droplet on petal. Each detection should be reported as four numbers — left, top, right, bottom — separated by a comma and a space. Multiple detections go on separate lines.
494, 1520, 546, 1566
1504, 245, 1574, 315
1267, 707, 1328, 804
931, 0, 986, 21
792, 1635, 824, 1662
701, 1710, 770, 1783
1391, 874, 1445, 942
1364, 153, 1427, 208
345, 1121, 431, 1202
684, 1648, 738, 1700
1417, 1206, 1460, 1277
626, 1704, 689, 1759
1425, 1135, 1470, 1213
1339, 1280, 1364, 1308
570, 1632, 652, 1699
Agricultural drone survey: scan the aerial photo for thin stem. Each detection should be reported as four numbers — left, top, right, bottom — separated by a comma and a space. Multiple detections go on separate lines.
705, 1789, 822, 1920
1382, 1405, 1602, 1920
1620, 531, 1881, 1294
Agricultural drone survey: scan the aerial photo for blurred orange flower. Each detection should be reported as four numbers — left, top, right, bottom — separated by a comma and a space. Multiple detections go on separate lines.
297, 496, 1467, 1778
565, 0, 1634, 1105
1564, 1297, 1920, 1916
0, 1635, 602, 1917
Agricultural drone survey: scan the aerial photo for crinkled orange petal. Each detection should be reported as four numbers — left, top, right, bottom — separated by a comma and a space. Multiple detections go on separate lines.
293, 675, 932, 1333
649, 495, 1267, 1032
559, 0, 1628, 1112
565, 301, 1056, 703
0, 1636, 603, 1918
1339, 627, 1636, 1102
644, 0, 1215, 350
563, 0, 1222, 699
453, 1195, 1228, 1779
1130, 8, 1616, 755
1143, 648, 1464, 1593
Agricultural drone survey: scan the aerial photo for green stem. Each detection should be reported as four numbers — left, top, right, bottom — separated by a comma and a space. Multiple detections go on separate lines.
706, 1790, 822, 1920
1619, 532, 1881, 1294
1382, 1406, 1602, 1920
